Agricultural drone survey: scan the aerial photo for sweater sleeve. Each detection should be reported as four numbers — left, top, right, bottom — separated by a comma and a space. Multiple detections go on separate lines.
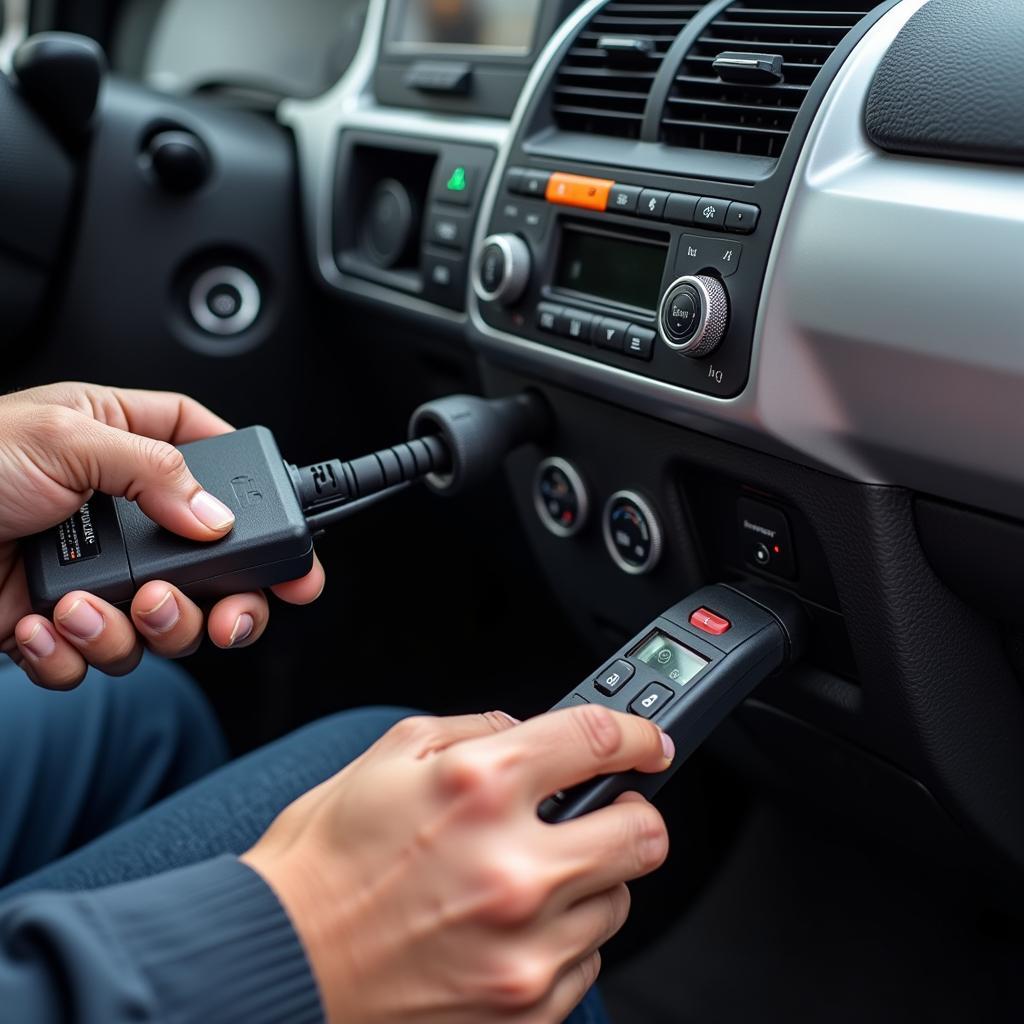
0, 855, 323, 1023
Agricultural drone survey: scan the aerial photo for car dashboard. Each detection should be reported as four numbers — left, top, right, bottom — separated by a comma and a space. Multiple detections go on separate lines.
7, 0, 1024, 952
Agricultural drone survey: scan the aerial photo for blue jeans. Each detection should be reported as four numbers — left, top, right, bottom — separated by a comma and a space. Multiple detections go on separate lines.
0, 658, 608, 1023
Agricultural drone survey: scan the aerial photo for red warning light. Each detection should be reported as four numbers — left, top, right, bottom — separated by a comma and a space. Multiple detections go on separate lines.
773, 545, 781, 554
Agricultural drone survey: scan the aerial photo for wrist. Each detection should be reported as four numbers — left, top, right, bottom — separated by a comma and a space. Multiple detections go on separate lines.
240, 849, 346, 1014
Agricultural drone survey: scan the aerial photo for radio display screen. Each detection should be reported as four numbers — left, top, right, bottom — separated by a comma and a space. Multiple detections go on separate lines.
391, 0, 543, 54
555, 228, 667, 311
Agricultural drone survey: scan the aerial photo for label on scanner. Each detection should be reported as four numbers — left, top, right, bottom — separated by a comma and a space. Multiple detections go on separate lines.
56, 502, 101, 565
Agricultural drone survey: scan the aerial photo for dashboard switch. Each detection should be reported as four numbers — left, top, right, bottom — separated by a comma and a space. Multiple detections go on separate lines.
592, 317, 629, 351
608, 184, 642, 214
738, 497, 796, 579
725, 202, 760, 233
426, 208, 471, 251
695, 197, 728, 229
512, 170, 551, 198
546, 172, 614, 211
603, 491, 663, 575
638, 189, 670, 219
624, 325, 655, 360
535, 457, 589, 538
473, 234, 532, 306
557, 308, 594, 342
689, 608, 731, 636
658, 274, 729, 358
536, 302, 562, 333
665, 192, 699, 225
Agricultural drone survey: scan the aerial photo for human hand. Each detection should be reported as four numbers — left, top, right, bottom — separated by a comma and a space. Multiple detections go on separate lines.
243, 704, 672, 1024
0, 382, 325, 688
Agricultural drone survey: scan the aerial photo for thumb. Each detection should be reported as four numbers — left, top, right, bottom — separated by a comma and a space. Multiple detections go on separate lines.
78, 418, 236, 542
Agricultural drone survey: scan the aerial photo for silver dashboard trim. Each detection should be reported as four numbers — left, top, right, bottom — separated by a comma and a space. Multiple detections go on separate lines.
279, 0, 509, 325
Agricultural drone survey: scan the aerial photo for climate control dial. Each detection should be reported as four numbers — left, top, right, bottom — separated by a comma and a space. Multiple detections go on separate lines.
473, 233, 532, 307
658, 274, 730, 358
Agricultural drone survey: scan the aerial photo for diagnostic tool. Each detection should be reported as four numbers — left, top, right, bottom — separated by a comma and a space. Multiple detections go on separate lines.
539, 583, 805, 822
23, 392, 548, 613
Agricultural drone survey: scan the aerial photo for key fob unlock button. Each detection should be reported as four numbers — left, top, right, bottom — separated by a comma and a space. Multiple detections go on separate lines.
594, 659, 635, 697
629, 682, 674, 719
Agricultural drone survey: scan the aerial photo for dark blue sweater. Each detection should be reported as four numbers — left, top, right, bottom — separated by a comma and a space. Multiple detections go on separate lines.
0, 856, 323, 1022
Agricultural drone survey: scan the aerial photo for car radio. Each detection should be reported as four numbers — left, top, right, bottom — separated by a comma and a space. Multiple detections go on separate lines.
472, 164, 770, 400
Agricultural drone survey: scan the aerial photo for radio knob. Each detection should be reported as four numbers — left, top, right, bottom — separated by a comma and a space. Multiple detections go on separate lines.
473, 234, 532, 306
658, 274, 730, 358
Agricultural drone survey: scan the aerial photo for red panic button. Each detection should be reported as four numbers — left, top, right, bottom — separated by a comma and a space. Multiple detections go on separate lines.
689, 607, 731, 636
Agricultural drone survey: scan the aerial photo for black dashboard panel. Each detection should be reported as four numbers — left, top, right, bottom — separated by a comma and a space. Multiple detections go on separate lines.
866, 0, 1024, 166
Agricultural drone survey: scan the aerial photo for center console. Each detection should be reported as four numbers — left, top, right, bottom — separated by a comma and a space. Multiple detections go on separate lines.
474, 164, 762, 398
467, 0, 898, 401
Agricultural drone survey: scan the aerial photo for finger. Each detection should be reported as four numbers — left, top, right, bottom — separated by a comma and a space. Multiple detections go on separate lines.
52, 591, 143, 676
14, 615, 89, 690
206, 592, 271, 649
106, 388, 235, 444
497, 705, 673, 802
130, 581, 207, 658
382, 711, 521, 758
544, 884, 631, 967
270, 552, 326, 606
545, 951, 603, 1024
542, 796, 669, 904
44, 410, 235, 542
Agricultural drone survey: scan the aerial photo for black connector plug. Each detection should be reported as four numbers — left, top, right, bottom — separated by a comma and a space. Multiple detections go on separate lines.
408, 391, 550, 496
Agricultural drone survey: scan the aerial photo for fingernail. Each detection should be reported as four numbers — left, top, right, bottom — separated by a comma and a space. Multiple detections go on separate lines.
494, 711, 521, 726
660, 731, 675, 763
22, 623, 56, 659
229, 613, 254, 647
138, 590, 180, 634
190, 490, 235, 532
57, 599, 105, 641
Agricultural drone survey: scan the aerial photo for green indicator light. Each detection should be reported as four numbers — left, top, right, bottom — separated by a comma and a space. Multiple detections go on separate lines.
447, 167, 468, 192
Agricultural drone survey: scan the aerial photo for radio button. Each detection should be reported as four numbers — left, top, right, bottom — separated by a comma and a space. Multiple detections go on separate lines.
557, 308, 594, 342
665, 192, 699, 225
504, 168, 525, 194
608, 184, 642, 215
676, 235, 743, 278
663, 285, 700, 343
536, 302, 562, 334
592, 317, 628, 351
624, 325, 656, 360
546, 172, 614, 211
659, 274, 729, 358
521, 170, 552, 197
695, 197, 728, 229
725, 202, 759, 233
638, 189, 670, 220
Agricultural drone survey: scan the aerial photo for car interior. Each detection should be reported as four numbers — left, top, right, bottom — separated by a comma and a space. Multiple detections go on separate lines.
2, 0, 1024, 1019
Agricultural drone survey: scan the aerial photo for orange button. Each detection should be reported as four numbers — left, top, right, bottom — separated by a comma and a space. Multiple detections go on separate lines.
545, 172, 614, 212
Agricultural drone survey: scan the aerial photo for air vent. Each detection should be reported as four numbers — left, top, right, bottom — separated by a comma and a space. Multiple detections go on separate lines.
553, 2, 705, 140
661, 1, 882, 158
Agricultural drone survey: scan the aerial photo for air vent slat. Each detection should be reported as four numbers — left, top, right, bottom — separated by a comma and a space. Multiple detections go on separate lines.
660, 0, 884, 158
552, 0, 704, 140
